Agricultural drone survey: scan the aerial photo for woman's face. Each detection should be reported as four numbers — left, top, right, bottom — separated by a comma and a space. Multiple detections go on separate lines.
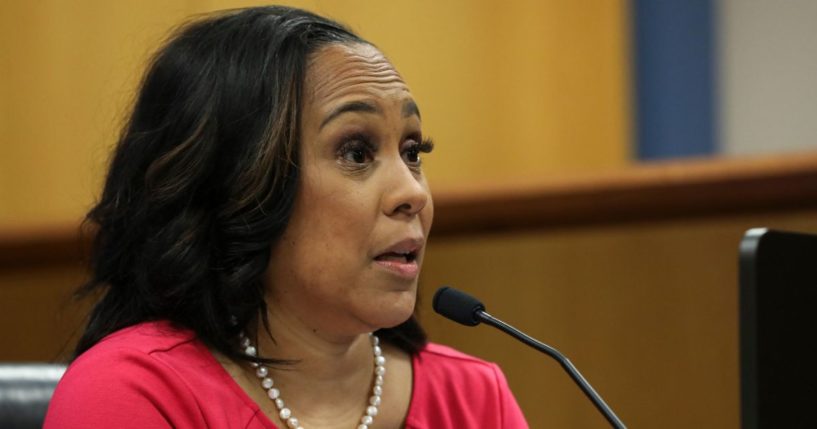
266, 43, 434, 337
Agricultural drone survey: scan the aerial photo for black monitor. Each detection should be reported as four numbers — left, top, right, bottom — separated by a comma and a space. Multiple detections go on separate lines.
739, 228, 817, 429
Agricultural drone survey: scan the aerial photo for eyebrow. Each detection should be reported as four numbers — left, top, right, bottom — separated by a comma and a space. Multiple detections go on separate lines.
402, 100, 421, 120
320, 99, 422, 129
320, 101, 380, 129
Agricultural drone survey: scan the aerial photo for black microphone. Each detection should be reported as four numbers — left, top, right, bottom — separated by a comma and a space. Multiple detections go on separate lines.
433, 286, 626, 429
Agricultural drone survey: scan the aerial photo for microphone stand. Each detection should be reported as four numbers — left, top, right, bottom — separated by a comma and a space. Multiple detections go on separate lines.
477, 310, 627, 429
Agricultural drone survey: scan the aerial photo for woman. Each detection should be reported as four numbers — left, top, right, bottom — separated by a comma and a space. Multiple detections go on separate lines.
45, 6, 527, 429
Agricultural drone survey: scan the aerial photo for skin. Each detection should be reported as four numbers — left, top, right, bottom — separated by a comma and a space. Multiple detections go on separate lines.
269, 42, 434, 340
221, 43, 433, 428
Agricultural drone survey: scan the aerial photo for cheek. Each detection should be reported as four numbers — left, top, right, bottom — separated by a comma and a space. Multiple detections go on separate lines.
289, 182, 376, 274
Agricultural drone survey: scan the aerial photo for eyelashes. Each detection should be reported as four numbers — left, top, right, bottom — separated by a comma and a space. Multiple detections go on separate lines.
404, 138, 434, 166
335, 134, 434, 170
336, 134, 376, 165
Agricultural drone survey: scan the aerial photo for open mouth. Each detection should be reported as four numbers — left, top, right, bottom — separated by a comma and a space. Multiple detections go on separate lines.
372, 238, 423, 278
374, 251, 417, 264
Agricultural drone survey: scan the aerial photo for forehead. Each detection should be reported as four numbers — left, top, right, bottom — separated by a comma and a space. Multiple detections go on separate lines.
304, 43, 411, 111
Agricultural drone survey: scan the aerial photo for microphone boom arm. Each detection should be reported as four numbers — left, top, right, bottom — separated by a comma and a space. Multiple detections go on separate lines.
477, 310, 626, 429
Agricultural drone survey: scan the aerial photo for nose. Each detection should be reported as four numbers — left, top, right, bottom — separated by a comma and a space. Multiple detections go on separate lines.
382, 164, 430, 218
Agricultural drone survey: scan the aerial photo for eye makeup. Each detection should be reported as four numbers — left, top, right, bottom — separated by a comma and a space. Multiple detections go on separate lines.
402, 138, 434, 167
331, 129, 434, 173
335, 132, 376, 171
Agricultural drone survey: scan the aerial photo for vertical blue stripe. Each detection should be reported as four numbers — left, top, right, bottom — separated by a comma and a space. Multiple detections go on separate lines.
634, 0, 717, 159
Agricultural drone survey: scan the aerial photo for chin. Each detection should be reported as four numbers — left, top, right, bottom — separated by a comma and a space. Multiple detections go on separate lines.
379, 310, 413, 329
369, 291, 416, 329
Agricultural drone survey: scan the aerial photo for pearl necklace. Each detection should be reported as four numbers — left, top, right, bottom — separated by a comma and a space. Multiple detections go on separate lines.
239, 332, 385, 429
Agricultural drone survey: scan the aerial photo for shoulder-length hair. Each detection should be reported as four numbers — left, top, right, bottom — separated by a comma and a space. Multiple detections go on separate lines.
74, 6, 426, 362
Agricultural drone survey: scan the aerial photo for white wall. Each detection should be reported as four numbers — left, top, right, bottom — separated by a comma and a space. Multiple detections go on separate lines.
719, 0, 817, 155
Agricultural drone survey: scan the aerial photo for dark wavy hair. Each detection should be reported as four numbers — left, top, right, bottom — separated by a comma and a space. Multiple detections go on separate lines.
74, 6, 426, 362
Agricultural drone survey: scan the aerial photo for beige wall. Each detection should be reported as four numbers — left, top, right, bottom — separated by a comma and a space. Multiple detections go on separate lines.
0, 0, 631, 226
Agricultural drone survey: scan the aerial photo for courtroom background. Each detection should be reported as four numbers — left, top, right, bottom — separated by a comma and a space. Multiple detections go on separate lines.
2, 1, 817, 427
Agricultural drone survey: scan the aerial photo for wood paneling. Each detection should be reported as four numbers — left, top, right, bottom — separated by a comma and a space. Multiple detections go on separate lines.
0, 264, 88, 362
5, 152, 817, 267
4, 155, 817, 427
0, 0, 630, 226
419, 212, 817, 428
432, 152, 817, 236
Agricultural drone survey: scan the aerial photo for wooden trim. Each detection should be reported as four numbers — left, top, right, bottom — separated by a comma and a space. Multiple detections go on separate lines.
431, 153, 817, 236
0, 224, 87, 269
3, 153, 817, 266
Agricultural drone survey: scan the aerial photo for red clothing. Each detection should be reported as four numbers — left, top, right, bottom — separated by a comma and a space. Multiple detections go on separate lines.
45, 321, 528, 428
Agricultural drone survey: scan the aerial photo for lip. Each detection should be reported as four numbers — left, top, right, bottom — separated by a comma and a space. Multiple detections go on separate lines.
373, 237, 425, 279
377, 237, 424, 256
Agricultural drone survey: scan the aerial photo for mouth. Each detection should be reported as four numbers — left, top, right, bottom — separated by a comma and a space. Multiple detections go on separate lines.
373, 238, 423, 279
373, 251, 418, 264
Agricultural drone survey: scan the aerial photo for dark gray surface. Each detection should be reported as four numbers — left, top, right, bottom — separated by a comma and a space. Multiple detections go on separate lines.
0, 364, 66, 429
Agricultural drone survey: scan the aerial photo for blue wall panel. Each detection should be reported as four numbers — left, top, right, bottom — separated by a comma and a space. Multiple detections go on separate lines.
634, 0, 717, 159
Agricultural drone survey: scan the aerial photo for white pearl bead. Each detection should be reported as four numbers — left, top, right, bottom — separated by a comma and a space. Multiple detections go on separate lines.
240, 332, 384, 429
279, 407, 291, 420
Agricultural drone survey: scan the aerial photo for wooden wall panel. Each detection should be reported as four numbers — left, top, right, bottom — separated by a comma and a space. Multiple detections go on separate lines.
0, 263, 87, 361
418, 211, 817, 428
0, 154, 817, 428
3, 210, 816, 428
0, 0, 630, 227
3, 154, 817, 427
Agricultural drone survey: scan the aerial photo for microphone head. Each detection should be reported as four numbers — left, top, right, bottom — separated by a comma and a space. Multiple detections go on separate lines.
432, 286, 485, 326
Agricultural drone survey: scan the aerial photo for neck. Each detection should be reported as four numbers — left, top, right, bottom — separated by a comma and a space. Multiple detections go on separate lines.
239, 301, 378, 427
255, 299, 374, 378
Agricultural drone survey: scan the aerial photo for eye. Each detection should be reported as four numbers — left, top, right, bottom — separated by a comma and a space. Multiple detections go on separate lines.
337, 136, 375, 166
344, 146, 368, 164
402, 138, 434, 167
